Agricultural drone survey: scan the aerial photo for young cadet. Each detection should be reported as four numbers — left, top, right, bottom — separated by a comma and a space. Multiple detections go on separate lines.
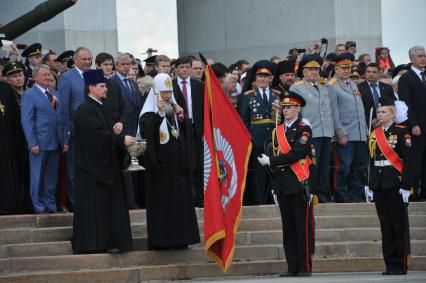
258, 91, 316, 277
365, 96, 412, 275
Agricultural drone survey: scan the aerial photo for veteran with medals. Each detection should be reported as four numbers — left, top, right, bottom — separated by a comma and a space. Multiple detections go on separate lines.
138, 73, 200, 250
239, 60, 281, 204
365, 96, 412, 275
258, 91, 316, 277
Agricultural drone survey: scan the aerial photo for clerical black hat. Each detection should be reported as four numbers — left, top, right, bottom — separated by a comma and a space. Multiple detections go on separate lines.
378, 95, 395, 107
392, 64, 410, 78
281, 90, 306, 107
276, 60, 295, 76
335, 52, 355, 66
21, 43, 42, 58
56, 50, 75, 64
252, 60, 276, 76
83, 69, 107, 86
2, 61, 25, 76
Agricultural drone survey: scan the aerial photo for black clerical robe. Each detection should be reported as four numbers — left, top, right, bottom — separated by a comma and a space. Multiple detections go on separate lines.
139, 112, 200, 249
0, 82, 21, 214
72, 97, 132, 253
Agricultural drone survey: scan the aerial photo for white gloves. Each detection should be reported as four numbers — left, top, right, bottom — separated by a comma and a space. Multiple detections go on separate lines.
365, 186, 374, 203
257, 154, 270, 166
399, 189, 410, 203
308, 194, 313, 205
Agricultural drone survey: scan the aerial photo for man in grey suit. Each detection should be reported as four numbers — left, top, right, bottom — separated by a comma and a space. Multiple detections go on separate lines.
21, 64, 67, 213
291, 54, 334, 203
57, 47, 92, 206
328, 53, 368, 203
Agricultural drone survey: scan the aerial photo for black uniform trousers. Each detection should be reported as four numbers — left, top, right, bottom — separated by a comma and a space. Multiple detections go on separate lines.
412, 135, 426, 199
374, 188, 410, 273
278, 192, 315, 274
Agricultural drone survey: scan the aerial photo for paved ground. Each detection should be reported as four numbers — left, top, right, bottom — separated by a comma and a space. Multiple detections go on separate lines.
152, 272, 426, 283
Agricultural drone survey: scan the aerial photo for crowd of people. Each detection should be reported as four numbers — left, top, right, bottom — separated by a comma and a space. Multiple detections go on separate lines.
0, 38, 425, 275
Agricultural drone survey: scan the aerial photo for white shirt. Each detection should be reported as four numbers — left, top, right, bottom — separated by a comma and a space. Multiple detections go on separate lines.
88, 95, 103, 105
177, 76, 193, 120
285, 117, 298, 130
35, 84, 49, 99
75, 66, 84, 79
257, 86, 270, 102
116, 72, 131, 90
411, 65, 424, 81
382, 121, 393, 132
368, 81, 381, 97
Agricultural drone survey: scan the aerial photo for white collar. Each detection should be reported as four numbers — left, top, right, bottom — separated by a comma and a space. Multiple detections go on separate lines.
382, 121, 393, 131
285, 117, 298, 128
258, 86, 270, 93
35, 83, 48, 94
411, 65, 423, 77
177, 76, 190, 85
75, 66, 84, 77
116, 72, 127, 81
88, 95, 103, 105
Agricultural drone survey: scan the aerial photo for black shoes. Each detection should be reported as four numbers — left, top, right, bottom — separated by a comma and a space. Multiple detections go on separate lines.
382, 270, 406, 275
279, 271, 311, 277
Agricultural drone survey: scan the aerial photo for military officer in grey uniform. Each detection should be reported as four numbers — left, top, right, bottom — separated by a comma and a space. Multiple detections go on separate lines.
291, 54, 334, 202
239, 60, 280, 204
328, 53, 368, 202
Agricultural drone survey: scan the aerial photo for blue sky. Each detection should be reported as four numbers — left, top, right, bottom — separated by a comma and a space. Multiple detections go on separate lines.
117, 0, 426, 65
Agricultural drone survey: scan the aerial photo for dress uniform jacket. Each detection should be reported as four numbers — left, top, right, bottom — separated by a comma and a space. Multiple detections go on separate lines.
369, 124, 413, 190
290, 80, 334, 138
327, 77, 367, 141
269, 118, 316, 195
239, 87, 280, 147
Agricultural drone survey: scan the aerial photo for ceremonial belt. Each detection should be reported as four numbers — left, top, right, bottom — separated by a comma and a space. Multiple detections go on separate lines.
374, 160, 392, 167
251, 119, 274, 125
374, 127, 403, 173
276, 124, 311, 181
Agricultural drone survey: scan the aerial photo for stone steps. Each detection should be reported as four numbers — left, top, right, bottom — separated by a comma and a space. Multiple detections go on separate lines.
1, 214, 425, 245
2, 227, 426, 258
0, 203, 424, 229
1, 256, 426, 283
1, 241, 425, 274
0, 203, 425, 282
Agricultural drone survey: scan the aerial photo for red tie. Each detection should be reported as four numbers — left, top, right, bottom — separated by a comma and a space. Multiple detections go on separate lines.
181, 80, 189, 118
45, 91, 57, 108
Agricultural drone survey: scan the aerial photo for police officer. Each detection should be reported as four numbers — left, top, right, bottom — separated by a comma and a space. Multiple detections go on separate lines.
239, 60, 280, 204
291, 54, 334, 203
365, 96, 412, 275
328, 52, 368, 202
21, 43, 43, 89
258, 91, 316, 277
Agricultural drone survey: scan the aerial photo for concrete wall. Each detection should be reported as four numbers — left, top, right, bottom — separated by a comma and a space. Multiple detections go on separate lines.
0, 0, 118, 59
177, 0, 382, 65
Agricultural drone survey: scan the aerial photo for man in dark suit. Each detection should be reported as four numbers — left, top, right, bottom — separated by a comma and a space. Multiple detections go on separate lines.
398, 45, 426, 200
95, 52, 127, 132
110, 53, 144, 136
110, 53, 145, 208
57, 47, 92, 206
172, 56, 204, 207
21, 64, 67, 213
358, 62, 396, 129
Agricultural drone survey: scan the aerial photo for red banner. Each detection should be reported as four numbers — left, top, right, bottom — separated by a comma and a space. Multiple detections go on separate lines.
203, 65, 252, 272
